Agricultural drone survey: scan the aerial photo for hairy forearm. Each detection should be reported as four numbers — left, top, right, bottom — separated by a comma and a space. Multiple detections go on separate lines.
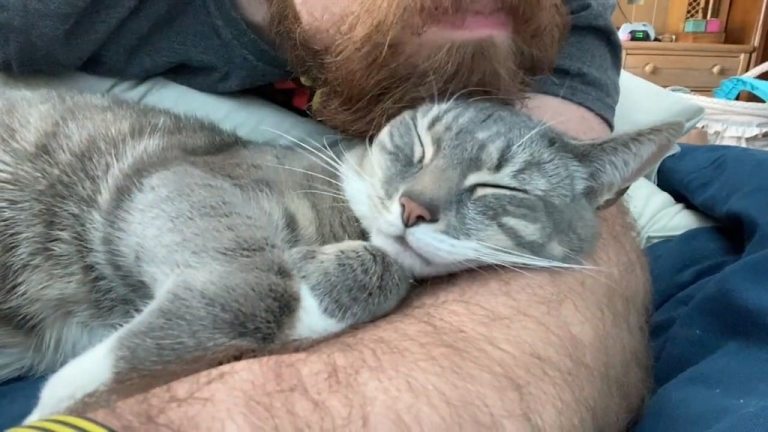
82, 203, 650, 431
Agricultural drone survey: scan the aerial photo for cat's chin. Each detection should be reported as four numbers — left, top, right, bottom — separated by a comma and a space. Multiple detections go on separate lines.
369, 231, 466, 279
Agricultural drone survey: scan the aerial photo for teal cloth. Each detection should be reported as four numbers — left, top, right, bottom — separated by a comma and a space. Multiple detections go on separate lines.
714, 77, 768, 102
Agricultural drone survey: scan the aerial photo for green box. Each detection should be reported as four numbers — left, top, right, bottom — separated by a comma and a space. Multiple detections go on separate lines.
684, 19, 708, 33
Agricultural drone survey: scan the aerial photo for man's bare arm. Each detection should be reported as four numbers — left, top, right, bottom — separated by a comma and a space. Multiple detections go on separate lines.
79, 96, 651, 431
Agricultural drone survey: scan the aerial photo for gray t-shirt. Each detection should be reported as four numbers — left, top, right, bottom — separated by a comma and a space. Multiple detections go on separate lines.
0, 0, 621, 128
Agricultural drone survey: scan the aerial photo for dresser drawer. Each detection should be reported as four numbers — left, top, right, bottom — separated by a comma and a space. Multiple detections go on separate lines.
624, 54, 741, 89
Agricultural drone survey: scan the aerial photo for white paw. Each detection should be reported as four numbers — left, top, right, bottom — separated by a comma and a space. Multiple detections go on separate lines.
289, 283, 346, 341
25, 334, 117, 422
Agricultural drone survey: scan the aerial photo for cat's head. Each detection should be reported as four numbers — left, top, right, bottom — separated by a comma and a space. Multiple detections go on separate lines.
341, 101, 683, 278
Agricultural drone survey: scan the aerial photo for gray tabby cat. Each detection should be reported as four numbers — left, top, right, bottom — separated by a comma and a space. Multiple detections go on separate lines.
0, 87, 682, 420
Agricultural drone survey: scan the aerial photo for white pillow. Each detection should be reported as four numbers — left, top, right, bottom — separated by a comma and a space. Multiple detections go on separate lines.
0, 72, 337, 148
614, 72, 713, 244
614, 70, 705, 135
4, 70, 705, 141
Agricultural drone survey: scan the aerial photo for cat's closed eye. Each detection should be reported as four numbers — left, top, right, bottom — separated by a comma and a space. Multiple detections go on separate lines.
471, 184, 529, 198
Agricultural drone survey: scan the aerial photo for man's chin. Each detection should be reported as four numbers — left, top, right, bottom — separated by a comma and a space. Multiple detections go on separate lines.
310, 43, 527, 136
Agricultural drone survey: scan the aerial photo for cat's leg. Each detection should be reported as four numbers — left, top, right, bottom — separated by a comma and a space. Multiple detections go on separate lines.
23, 278, 178, 423
24, 268, 279, 421
26, 243, 412, 420
23, 325, 122, 422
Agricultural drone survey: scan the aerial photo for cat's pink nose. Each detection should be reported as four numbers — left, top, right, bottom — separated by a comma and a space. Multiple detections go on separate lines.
400, 196, 437, 228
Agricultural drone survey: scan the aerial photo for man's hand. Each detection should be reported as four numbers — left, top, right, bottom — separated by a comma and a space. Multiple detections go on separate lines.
80, 96, 651, 431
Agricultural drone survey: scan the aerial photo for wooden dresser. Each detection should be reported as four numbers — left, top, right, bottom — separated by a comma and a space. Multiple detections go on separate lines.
615, 0, 768, 93
622, 42, 754, 95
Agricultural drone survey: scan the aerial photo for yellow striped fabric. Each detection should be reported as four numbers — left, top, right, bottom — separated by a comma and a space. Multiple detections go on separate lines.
6, 415, 114, 432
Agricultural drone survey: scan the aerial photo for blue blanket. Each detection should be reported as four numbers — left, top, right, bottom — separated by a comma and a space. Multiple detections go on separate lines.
1, 144, 767, 430
636, 144, 768, 431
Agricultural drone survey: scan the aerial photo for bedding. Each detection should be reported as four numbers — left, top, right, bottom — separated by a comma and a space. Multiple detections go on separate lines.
635, 144, 768, 431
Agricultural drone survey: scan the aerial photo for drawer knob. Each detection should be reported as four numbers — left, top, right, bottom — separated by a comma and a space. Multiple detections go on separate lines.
712, 64, 724, 75
643, 63, 656, 75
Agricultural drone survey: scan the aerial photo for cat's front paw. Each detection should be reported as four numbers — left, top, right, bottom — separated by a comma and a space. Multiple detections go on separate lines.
286, 240, 413, 332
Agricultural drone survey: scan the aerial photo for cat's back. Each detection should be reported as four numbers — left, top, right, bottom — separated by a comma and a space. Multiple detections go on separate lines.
0, 88, 243, 315
0, 89, 141, 186
0, 88, 244, 207
0, 88, 228, 174
0, 88, 139, 156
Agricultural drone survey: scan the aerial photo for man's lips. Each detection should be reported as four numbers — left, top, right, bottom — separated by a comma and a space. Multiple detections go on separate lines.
419, 13, 512, 42
438, 13, 510, 30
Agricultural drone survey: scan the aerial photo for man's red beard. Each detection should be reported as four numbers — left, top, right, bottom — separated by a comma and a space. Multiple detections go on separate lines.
268, 0, 569, 137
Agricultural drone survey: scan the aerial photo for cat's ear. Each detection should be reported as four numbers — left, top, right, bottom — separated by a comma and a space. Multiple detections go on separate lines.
570, 122, 686, 209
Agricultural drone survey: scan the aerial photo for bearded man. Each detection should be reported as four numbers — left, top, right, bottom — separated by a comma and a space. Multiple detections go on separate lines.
0, 1, 647, 430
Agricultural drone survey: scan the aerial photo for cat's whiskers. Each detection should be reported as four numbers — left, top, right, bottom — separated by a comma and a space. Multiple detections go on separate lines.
364, 137, 385, 180
295, 179, 348, 201
321, 135, 347, 167
403, 232, 498, 277
474, 241, 596, 270
294, 190, 348, 200
257, 162, 344, 189
260, 138, 343, 183
298, 180, 342, 195
445, 87, 494, 106
466, 93, 528, 104
291, 146, 346, 181
552, 248, 610, 280
261, 127, 345, 175
315, 132, 368, 182
259, 134, 380, 215
302, 133, 344, 170
322, 202, 353, 208
472, 242, 576, 269
297, 136, 390, 219
334, 138, 369, 179
255, 132, 352, 190
332, 138, 388, 210
474, 258, 533, 277
430, 77, 439, 107
463, 261, 491, 276
474, 248, 560, 269
515, 121, 549, 148
516, 115, 573, 148
319, 136, 368, 188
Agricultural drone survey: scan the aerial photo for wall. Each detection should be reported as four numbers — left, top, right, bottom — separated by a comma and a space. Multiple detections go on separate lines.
612, 0, 671, 30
